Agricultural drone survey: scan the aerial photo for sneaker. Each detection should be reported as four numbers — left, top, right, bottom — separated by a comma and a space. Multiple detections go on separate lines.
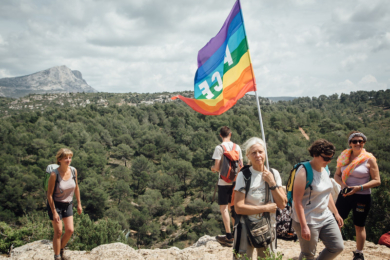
216, 235, 233, 247
353, 251, 365, 260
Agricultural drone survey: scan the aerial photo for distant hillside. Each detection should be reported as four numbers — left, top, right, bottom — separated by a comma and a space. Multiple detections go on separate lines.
0, 91, 270, 117
266, 96, 297, 102
0, 65, 97, 98
0, 89, 389, 253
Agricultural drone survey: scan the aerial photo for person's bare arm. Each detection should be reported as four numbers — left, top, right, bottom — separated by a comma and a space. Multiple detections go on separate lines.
263, 168, 287, 209
74, 169, 82, 215
327, 195, 343, 228
293, 168, 310, 241
47, 173, 60, 222
234, 191, 277, 215
211, 159, 221, 173
345, 158, 381, 196
334, 167, 346, 189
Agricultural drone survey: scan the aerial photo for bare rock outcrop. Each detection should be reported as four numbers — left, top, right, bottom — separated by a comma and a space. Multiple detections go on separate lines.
0, 65, 97, 98
1, 235, 390, 259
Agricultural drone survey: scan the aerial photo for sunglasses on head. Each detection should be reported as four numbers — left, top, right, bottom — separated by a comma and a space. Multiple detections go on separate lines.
350, 140, 365, 144
320, 154, 333, 161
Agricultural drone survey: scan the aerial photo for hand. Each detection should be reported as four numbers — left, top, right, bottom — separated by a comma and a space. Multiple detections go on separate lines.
344, 186, 359, 197
265, 202, 277, 213
263, 168, 276, 187
301, 224, 311, 241
334, 213, 344, 228
77, 204, 83, 215
53, 212, 60, 222
211, 166, 218, 173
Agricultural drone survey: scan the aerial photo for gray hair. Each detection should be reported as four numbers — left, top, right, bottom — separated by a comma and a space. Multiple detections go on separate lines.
348, 132, 367, 144
243, 137, 266, 163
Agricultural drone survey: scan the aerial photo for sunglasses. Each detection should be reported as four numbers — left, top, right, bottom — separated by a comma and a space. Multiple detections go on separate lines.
320, 155, 333, 161
350, 140, 365, 144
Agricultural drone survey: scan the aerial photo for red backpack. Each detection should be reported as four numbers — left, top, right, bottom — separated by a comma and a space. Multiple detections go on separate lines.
379, 232, 390, 248
219, 143, 242, 183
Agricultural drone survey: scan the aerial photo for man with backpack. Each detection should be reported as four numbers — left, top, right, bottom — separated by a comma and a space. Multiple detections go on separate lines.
211, 126, 243, 247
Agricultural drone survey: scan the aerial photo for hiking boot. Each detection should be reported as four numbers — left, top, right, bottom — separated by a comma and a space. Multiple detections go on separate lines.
216, 235, 233, 247
353, 251, 365, 260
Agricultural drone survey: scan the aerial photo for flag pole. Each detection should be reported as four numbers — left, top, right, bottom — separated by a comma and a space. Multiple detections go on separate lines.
254, 91, 270, 170
237, 0, 270, 169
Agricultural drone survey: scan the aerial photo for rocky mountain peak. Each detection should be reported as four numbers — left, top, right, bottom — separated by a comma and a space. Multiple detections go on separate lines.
0, 65, 97, 98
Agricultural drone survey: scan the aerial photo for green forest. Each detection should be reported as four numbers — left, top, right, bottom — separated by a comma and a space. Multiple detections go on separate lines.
0, 90, 390, 253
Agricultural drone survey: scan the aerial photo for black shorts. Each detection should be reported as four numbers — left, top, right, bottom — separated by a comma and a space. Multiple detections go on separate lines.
335, 192, 372, 227
218, 185, 234, 205
47, 201, 73, 220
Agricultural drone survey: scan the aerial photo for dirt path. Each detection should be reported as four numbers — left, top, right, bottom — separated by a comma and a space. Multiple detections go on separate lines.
299, 127, 309, 140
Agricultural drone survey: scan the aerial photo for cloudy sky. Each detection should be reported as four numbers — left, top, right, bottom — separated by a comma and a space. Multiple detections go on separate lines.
0, 0, 389, 97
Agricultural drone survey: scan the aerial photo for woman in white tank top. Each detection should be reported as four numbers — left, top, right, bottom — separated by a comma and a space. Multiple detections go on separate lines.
292, 139, 344, 260
47, 148, 82, 260
334, 131, 380, 260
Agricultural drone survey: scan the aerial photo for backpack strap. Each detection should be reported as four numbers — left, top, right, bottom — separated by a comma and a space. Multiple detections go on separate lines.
220, 144, 227, 152
70, 166, 76, 180
52, 169, 60, 198
241, 166, 252, 198
301, 161, 313, 189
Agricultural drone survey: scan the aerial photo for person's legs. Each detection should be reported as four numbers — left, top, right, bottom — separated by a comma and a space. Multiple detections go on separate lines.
218, 185, 233, 234
317, 218, 344, 260
52, 219, 62, 255
61, 216, 74, 250
355, 226, 366, 251
233, 222, 255, 259
335, 192, 353, 220
292, 220, 319, 260
220, 204, 231, 233
255, 246, 270, 259
352, 194, 371, 254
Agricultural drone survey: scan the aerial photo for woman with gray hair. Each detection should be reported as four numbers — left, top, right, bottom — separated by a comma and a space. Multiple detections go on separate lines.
335, 131, 380, 260
233, 137, 287, 259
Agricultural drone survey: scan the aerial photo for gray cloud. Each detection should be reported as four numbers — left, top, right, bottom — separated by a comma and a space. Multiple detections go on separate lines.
0, 0, 388, 96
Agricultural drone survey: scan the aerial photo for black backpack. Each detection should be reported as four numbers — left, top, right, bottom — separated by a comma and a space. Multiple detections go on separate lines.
276, 206, 298, 241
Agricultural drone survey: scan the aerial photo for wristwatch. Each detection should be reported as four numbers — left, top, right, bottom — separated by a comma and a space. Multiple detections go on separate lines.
269, 185, 278, 190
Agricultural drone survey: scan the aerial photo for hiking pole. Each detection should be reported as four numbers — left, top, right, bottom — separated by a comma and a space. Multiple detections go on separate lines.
254, 90, 270, 170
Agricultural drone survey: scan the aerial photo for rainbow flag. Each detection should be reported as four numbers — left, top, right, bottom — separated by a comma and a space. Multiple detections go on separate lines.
172, 0, 256, 115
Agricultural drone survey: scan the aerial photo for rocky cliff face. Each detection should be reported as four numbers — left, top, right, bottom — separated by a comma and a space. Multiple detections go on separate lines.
0, 66, 97, 98
2, 235, 390, 260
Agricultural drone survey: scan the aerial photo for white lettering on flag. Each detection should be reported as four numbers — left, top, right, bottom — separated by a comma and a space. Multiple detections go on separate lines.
224, 45, 233, 66
212, 72, 223, 92
199, 81, 214, 99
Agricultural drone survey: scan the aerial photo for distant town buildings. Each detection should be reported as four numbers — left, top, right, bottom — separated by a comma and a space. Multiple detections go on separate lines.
2, 92, 183, 115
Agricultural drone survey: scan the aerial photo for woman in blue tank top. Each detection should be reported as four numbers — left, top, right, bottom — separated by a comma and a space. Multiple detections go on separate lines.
334, 131, 380, 260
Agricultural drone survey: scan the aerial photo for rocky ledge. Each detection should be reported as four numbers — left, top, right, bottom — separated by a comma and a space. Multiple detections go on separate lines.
1, 235, 390, 260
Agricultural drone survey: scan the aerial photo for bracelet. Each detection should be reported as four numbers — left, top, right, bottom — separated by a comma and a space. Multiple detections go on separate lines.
360, 185, 363, 191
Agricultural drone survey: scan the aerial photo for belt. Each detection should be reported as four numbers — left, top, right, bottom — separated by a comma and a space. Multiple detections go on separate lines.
54, 201, 73, 207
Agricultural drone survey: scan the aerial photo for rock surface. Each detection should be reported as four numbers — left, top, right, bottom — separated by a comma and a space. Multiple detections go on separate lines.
0, 65, 97, 98
1, 235, 390, 259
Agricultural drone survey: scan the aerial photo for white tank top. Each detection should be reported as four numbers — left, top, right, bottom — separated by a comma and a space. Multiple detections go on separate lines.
292, 166, 333, 225
52, 167, 76, 203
